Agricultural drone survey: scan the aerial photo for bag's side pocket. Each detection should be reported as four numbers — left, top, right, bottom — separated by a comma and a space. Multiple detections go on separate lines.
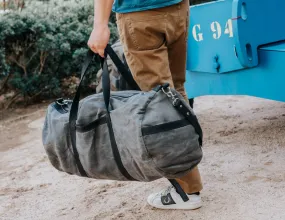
142, 120, 202, 178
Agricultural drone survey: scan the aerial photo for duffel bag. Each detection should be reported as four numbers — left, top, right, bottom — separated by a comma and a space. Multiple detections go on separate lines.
42, 45, 203, 183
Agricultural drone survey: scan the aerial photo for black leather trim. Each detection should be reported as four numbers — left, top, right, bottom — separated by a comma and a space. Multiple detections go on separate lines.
142, 119, 190, 136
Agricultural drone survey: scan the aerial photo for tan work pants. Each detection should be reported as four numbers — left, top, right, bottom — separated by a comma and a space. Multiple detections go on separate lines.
116, 0, 202, 194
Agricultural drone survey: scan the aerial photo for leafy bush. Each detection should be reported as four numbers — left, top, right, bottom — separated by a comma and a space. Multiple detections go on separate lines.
0, 0, 210, 108
0, 0, 118, 106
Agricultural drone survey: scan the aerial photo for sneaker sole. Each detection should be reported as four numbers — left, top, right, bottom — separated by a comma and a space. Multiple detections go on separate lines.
147, 199, 202, 210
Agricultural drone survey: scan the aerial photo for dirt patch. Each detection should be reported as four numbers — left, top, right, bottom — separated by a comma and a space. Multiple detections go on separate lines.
1, 95, 285, 220
0, 103, 48, 152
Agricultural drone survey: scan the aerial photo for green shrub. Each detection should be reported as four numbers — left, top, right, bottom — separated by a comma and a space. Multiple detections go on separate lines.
0, 0, 118, 106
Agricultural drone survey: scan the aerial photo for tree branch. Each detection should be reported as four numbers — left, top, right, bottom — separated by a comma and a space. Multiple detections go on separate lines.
30, 89, 44, 100
0, 74, 11, 95
5, 92, 21, 109
8, 56, 28, 77
39, 51, 48, 74
27, 50, 38, 66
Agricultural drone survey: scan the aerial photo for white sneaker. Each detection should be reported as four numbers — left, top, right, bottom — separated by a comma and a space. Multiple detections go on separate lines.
147, 186, 202, 210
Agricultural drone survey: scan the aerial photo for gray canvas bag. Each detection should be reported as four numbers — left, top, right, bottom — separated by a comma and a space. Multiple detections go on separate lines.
42, 45, 203, 199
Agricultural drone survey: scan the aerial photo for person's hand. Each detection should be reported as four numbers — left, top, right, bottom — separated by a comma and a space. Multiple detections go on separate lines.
88, 23, 110, 58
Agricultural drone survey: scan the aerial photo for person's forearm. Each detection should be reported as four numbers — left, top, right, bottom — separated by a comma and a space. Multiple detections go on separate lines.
88, 0, 113, 56
94, 0, 114, 27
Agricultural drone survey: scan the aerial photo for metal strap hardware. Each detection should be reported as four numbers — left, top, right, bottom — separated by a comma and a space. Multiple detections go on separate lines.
161, 86, 180, 106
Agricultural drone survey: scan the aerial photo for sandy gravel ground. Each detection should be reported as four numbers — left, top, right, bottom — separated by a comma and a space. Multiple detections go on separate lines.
1, 95, 285, 220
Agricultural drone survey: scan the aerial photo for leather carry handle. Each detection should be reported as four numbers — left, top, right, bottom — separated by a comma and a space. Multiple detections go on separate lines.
101, 44, 140, 111
68, 49, 94, 177
68, 44, 139, 179
70, 44, 140, 124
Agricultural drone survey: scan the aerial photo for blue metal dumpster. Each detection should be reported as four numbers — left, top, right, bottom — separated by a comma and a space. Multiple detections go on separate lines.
185, 0, 285, 102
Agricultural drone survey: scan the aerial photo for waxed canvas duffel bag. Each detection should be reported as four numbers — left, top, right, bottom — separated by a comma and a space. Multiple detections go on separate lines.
42, 45, 203, 183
